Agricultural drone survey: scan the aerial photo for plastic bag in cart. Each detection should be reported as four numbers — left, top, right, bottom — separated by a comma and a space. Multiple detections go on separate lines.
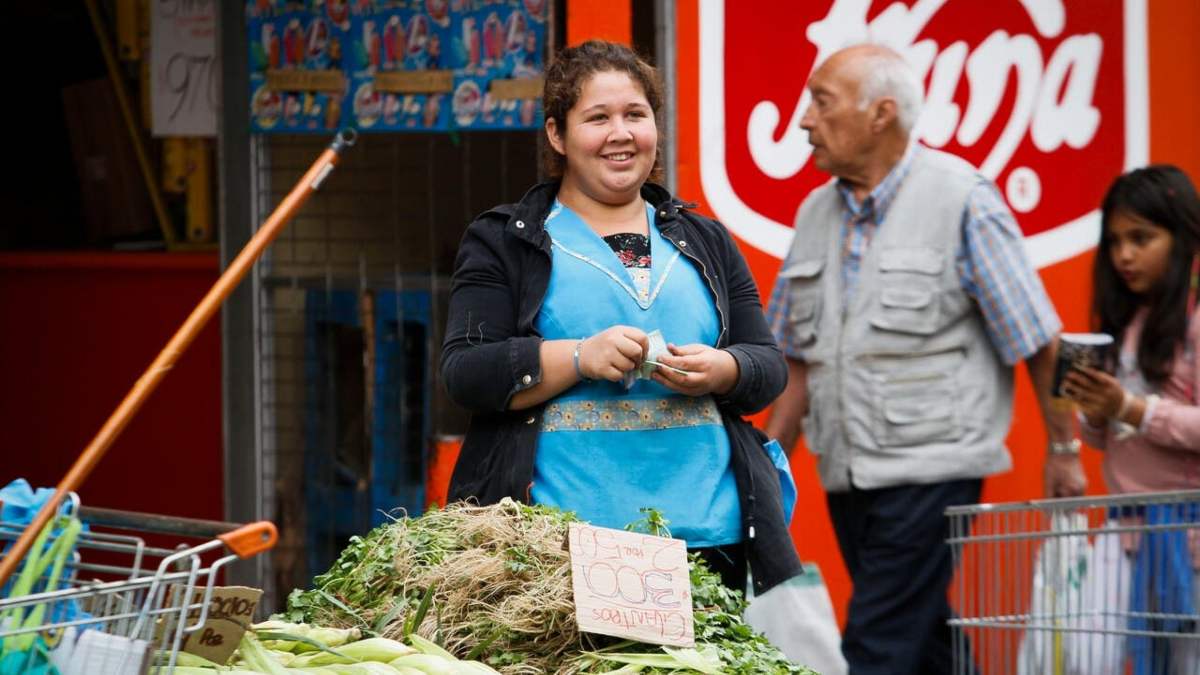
0, 513, 82, 674
51, 628, 153, 675
1016, 510, 1091, 675
0, 480, 90, 625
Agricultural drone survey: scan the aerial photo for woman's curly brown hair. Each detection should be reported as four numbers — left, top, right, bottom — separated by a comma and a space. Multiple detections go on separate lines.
541, 40, 664, 182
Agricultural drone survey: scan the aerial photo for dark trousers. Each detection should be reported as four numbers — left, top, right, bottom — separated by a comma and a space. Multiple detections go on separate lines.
827, 478, 982, 675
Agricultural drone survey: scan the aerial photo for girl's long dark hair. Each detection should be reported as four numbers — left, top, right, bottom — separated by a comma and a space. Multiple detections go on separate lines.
1094, 165, 1200, 385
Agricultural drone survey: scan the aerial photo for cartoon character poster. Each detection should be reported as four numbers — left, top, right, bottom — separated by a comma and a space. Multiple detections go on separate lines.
249, 6, 349, 133
247, 0, 541, 133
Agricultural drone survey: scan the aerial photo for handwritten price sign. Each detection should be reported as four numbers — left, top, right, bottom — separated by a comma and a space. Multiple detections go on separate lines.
159, 585, 261, 664
568, 523, 694, 647
151, 0, 218, 137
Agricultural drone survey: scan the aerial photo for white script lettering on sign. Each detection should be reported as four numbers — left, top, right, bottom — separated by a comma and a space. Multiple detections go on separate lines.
568, 523, 694, 648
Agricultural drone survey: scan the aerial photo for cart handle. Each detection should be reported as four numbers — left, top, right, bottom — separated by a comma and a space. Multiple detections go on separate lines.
218, 521, 278, 559
77, 505, 264, 540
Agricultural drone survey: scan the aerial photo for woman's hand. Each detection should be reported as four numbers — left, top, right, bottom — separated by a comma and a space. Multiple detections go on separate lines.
650, 343, 739, 397
1063, 367, 1124, 423
579, 326, 649, 382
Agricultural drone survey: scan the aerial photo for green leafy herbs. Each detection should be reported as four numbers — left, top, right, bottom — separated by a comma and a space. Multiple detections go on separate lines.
280, 500, 815, 674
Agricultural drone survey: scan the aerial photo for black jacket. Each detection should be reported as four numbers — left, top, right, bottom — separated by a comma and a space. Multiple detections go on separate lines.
441, 180, 802, 592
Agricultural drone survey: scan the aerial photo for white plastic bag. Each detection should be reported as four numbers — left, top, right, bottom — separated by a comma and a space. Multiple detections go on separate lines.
1017, 511, 1091, 675
745, 563, 848, 675
1060, 524, 1130, 675
1060, 522, 1200, 675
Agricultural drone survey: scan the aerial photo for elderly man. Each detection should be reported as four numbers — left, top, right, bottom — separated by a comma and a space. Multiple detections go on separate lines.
765, 44, 1087, 674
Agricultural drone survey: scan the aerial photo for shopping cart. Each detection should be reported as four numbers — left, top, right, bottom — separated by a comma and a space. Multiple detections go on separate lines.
0, 496, 277, 674
946, 489, 1200, 675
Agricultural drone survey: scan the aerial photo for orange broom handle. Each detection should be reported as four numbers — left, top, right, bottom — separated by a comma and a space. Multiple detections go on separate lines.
0, 130, 357, 590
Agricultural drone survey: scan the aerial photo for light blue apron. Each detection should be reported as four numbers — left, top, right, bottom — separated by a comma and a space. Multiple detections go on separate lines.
530, 200, 741, 547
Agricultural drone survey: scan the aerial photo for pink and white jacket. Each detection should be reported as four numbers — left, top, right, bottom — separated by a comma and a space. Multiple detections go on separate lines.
1081, 308, 1200, 493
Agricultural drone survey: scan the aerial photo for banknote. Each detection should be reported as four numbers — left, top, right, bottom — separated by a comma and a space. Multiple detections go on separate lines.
621, 330, 690, 388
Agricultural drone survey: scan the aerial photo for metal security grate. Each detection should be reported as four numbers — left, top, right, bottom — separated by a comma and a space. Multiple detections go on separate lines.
247, 131, 538, 607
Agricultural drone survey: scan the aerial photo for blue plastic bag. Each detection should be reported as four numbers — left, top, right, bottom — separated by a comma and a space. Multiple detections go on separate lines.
763, 439, 797, 524
0, 480, 90, 626
0, 479, 59, 527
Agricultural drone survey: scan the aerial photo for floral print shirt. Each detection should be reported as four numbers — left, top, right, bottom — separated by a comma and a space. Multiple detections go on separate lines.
604, 232, 652, 298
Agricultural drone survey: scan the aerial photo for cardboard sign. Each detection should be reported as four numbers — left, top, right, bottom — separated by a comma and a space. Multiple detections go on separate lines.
489, 77, 544, 101
266, 69, 349, 93
171, 585, 262, 664
374, 70, 455, 94
568, 523, 694, 647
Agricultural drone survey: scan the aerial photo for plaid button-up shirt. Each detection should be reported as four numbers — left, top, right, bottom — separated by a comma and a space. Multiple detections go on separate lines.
766, 145, 1061, 366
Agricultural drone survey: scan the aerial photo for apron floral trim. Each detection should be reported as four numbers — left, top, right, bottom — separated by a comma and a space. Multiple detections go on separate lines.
541, 396, 721, 432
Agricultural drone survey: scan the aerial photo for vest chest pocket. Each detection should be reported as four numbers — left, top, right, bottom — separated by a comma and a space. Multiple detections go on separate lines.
869, 248, 946, 336
781, 258, 825, 347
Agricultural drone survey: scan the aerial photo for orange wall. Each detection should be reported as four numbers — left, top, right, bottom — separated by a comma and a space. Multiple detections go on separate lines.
566, 0, 631, 46
666, 0, 1200, 627
1149, 0, 1200, 181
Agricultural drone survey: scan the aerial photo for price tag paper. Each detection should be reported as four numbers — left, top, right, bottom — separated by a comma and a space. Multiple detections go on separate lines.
152, 1, 218, 136
568, 523, 694, 647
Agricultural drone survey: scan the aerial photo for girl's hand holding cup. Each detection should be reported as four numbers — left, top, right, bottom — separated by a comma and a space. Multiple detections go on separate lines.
1062, 366, 1126, 424
1052, 332, 1116, 424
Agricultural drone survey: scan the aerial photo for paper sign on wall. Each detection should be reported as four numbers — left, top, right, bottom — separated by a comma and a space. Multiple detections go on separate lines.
568, 523, 694, 647
152, 0, 219, 136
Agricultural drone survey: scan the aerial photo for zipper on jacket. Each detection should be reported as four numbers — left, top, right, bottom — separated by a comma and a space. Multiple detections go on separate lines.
673, 241, 729, 347
837, 308, 850, 481
518, 226, 553, 334
662, 211, 765, 560
658, 210, 729, 346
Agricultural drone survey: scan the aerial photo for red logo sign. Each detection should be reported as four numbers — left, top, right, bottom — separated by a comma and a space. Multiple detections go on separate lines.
699, 0, 1148, 267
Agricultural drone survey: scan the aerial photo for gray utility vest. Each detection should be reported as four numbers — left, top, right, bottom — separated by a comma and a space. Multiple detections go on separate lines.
781, 147, 1013, 492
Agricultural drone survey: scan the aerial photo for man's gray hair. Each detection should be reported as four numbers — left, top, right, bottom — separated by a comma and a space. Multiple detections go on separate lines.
854, 48, 924, 135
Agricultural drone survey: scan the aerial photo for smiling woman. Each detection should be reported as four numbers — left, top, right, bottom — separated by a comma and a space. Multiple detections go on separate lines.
439, 40, 802, 595
539, 41, 664, 188
545, 70, 659, 224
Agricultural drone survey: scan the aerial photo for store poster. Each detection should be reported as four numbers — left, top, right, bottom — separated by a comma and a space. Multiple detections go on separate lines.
247, 0, 545, 133
696, 0, 1145, 270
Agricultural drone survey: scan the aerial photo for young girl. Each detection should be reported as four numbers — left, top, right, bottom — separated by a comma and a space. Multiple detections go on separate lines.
1063, 165, 1200, 674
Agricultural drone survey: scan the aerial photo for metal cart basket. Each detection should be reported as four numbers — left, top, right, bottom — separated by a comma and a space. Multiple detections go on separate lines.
946, 489, 1200, 675
0, 496, 277, 674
